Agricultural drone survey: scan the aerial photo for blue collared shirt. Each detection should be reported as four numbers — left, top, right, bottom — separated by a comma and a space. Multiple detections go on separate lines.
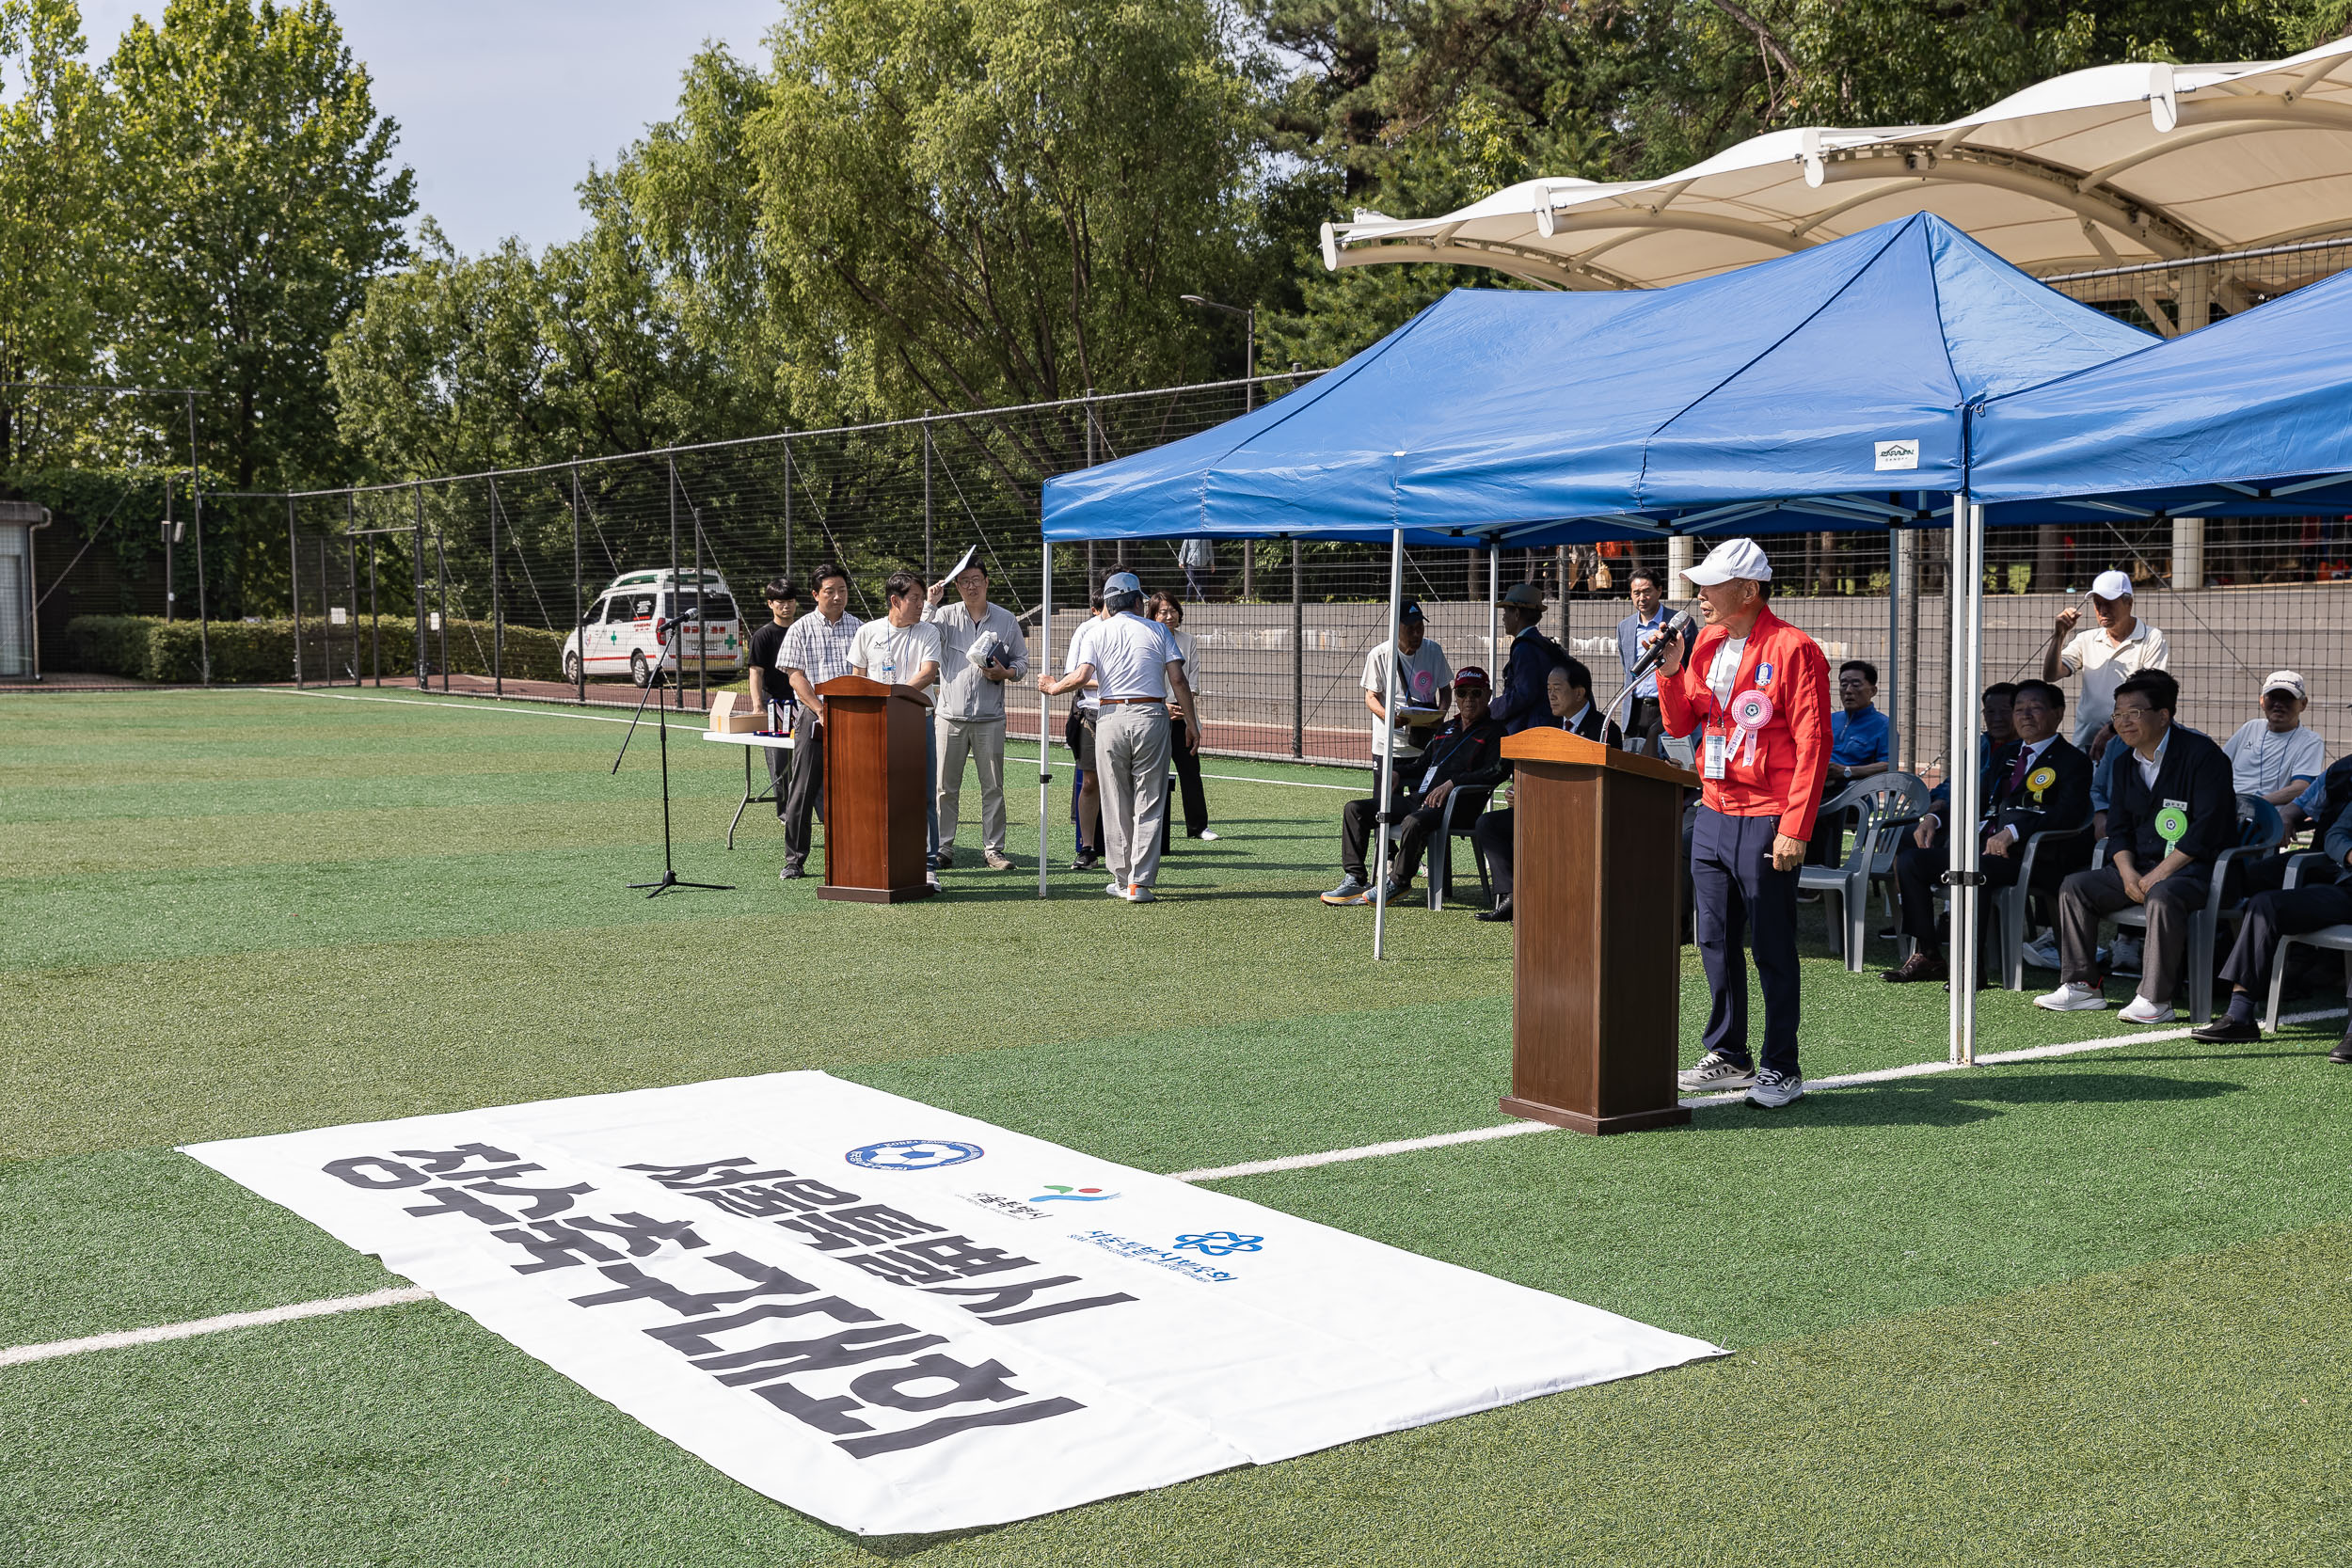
1829, 704, 1889, 768
2295, 772, 2330, 818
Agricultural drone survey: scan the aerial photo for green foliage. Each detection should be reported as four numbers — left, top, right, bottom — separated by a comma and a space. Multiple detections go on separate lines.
58, 612, 569, 683
327, 47, 794, 479
750, 0, 1263, 418
0, 0, 112, 470
56, 612, 149, 675
106, 0, 412, 489
1251, 0, 2331, 366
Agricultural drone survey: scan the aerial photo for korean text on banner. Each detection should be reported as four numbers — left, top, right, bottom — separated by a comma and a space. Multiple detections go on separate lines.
183, 1071, 1723, 1536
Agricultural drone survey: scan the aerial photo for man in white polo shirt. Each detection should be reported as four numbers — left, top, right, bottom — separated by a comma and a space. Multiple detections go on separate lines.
2042, 569, 2169, 752
2224, 671, 2326, 806
1038, 572, 1200, 902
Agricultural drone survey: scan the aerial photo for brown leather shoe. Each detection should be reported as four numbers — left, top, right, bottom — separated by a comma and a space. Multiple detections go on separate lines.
1880, 950, 1947, 984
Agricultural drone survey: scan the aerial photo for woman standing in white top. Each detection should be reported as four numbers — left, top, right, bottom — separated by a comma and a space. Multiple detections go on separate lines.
1150, 592, 1216, 842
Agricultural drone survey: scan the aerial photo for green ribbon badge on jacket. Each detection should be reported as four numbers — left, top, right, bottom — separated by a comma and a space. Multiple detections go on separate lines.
2154, 804, 2190, 855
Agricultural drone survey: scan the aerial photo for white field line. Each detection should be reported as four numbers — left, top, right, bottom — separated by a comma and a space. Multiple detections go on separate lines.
9, 1009, 2343, 1370
262, 686, 1366, 791
0, 1287, 432, 1368
1163, 1007, 2350, 1182
260, 686, 707, 731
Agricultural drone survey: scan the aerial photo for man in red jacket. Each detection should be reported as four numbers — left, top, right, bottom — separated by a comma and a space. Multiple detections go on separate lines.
1654, 538, 1832, 1109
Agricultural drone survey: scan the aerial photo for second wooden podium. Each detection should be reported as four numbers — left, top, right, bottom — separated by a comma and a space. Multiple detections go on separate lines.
815, 675, 935, 903
1499, 729, 1697, 1133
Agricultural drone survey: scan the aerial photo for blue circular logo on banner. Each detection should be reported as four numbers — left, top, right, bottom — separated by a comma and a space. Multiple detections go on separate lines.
845, 1138, 984, 1172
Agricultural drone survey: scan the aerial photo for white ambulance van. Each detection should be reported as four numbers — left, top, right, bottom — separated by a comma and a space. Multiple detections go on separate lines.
563, 568, 743, 687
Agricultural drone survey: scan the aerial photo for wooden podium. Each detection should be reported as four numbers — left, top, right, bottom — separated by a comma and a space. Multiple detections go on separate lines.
1499, 729, 1698, 1133
815, 676, 935, 904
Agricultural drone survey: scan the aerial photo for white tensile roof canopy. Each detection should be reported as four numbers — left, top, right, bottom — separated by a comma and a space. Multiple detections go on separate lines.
1324, 36, 2352, 325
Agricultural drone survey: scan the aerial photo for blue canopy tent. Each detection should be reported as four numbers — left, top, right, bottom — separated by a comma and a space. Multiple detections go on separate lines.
1973, 261, 2352, 522
1038, 214, 2153, 1057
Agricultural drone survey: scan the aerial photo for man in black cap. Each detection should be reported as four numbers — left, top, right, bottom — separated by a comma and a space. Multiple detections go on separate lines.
1359, 598, 1452, 773
1323, 668, 1503, 905
1488, 582, 1570, 736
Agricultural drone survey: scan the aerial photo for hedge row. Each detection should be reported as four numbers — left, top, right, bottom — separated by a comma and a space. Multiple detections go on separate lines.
61, 615, 572, 684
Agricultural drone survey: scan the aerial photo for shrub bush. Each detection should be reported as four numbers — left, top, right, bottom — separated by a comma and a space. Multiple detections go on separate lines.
63, 615, 581, 684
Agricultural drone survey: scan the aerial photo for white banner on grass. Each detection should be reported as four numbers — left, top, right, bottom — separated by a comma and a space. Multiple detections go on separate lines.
183, 1072, 1723, 1535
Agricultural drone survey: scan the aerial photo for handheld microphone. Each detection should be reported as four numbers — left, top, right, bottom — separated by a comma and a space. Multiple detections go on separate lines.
1603, 608, 1695, 743
1623, 608, 1695, 683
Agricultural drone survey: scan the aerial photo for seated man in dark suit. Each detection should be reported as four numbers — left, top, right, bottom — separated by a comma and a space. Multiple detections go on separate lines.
1473, 657, 1625, 924
2036, 670, 2236, 1025
2193, 752, 2352, 1052
1881, 679, 2091, 983
1322, 666, 1505, 906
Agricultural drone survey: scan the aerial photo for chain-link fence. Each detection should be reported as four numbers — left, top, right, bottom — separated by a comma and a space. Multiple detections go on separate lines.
50, 365, 2352, 781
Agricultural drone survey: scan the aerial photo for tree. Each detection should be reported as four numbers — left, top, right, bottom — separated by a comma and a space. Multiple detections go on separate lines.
0, 0, 113, 469
108, 0, 412, 489
1253, 0, 2335, 369
750, 0, 1266, 425
328, 45, 795, 479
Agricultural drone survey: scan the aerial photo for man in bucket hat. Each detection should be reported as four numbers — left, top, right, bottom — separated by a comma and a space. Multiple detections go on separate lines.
1653, 538, 1833, 1110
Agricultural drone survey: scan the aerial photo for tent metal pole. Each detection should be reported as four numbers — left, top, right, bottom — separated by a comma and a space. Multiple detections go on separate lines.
1946, 491, 1985, 1066
1885, 528, 1903, 772
1039, 538, 1053, 900
1486, 547, 1500, 677
1957, 499, 1985, 1066
1373, 527, 1404, 961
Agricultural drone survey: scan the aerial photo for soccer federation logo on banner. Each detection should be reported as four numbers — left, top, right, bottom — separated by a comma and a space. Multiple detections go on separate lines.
845, 1137, 984, 1171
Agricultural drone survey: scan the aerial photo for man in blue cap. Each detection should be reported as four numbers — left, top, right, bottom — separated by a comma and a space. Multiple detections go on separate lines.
1039, 571, 1200, 902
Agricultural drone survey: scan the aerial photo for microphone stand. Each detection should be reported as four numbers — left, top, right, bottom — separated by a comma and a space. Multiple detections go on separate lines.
614, 473, 734, 898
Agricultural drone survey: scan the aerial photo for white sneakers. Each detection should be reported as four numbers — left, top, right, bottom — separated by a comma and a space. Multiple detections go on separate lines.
2034, 980, 2174, 1022
1677, 1052, 1757, 1092
1106, 879, 1156, 903
2034, 982, 2108, 1012
1745, 1069, 1806, 1110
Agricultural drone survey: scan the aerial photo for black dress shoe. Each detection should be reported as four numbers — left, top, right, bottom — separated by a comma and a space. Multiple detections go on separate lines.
2190, 1015, 2262, 1044
1880, 951, 1947, 984
1476, 898, 1514, 923
2329, 1036, 2352, 1065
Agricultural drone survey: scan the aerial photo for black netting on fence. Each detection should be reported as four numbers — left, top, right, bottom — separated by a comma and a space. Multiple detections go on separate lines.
208, 372, 2352, 781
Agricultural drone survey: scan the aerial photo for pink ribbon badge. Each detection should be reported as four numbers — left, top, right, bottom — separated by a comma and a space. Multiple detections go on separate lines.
1728, 689, 1774, 767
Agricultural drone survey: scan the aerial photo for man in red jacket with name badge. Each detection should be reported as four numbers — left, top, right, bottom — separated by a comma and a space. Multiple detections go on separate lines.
1654, 538, 1832, 1109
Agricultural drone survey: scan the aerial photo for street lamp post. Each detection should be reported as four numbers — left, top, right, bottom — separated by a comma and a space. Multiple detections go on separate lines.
1181, 293, 1256, 597
1180, 293, 1255, 410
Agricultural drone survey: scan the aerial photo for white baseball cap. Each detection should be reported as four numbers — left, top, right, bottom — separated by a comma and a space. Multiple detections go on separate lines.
1684, 537, 1773, 586
2090, 569, 2134, 601
2263, 670, 2308, 700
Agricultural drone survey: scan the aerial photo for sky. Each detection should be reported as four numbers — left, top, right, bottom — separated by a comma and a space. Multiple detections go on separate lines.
78, 0, 783, 256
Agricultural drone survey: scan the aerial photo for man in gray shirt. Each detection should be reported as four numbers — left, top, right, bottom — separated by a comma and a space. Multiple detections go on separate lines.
926, 559, 1031, 869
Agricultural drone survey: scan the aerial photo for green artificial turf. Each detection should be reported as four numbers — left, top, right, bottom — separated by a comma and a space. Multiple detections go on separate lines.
7, 689, 2351, 1567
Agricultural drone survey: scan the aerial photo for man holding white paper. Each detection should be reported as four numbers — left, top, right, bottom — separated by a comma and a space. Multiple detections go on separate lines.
926, 554, 1030, 870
